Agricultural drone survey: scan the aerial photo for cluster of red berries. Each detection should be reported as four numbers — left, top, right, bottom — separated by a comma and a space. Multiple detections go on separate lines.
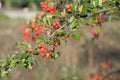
31, 25, 48, 42
37, 43, 53, 62
23, 19, 49, 42
40, 1, 55, 14
90, 73, 103, 80
52, 19, 59, 30
22, 27, 32, 41
90, 60, 114, 80
100, 60, 112, 70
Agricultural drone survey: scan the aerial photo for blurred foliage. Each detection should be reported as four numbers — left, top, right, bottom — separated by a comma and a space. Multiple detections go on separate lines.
1, 0, 44, 9
0, 10, 9, 20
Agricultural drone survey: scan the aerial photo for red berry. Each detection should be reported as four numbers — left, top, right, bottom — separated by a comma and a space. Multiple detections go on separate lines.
38, 44, 42, 48
54, 26, 59, 30
62, 36, 66, 40
54, 42, 59, 47
40, 2, 44, 6
40, 47, 44, 52
44, 1, 48, 5
43, 48, 48, 53
48, 52, 52, 55
35, 32, 39, 37
93, 31, 98, 37
102, 0, 106, 3
46, 55, 50, 60
37, 50, 41, 55
65, 4, 71, 9
52, 21, 57, 26
43, 55, 50, 62
100, 62, 108, 70
89, 29, 98, 37
96, 16, 102, 24
28, 48, 33, 52
41, 52, 45, 57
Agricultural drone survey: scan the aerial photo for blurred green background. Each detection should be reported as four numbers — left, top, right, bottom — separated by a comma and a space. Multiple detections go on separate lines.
0, 0, 120, 80
0, 0, 44, 9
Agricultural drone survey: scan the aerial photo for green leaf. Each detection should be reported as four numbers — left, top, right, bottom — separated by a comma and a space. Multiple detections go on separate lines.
51, 52, 60, 60
10, 60, 17, 69
48, 39, 54, 45
79, 18, 85, 25
1, 71, 8, 78
56, 30, 64, 36
99, 0, 102, 6
52, 12, 61, 17
68, 16, 74, 23
51, 52, 55, 59
26, 20, 31, 25
46, 14, 52, 25
43, 17, 47, 24
36, 38, 45, 43
18, 61, 25, 69
72, 33, 80, 40
1, 60, 7, 67
97, 28, 102, 34
16, 41, 31, 49
70, 19, 77, 29
71, 4, 77, 12
32, 48, 37, 55
27, 57, 33, 70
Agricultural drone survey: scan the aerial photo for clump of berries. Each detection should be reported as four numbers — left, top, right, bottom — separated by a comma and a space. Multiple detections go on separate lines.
40, 1, 55, 14
89, 60, 118, 80
52, 19, 59, 30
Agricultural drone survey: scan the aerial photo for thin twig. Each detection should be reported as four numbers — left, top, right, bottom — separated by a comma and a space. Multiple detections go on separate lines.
95, 7, 117, 15
49, 23, 67, 39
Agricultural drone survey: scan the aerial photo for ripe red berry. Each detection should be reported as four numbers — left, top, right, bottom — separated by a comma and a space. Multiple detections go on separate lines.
38, 44, 42, 48
41, 52, 45, 57
37, 50, 41, 55
28, 48, 33, 52
40, 2, 44, 6
89, 29, 98, 37
62, 36, 66, 40
43, 48, 48, 53
48, 52, 52, 55
96, 16, 102, 24
44, 1, 48, 5
54, 42, 59, 47
35, 32, 39, 37
43, 55, 50, 62
102, 0, 106, 3
52, 21, 57, 26
40, 47, 44, 52
93, 31, 98, 37
65, 4, 71, 9
100, 62, 108, 70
